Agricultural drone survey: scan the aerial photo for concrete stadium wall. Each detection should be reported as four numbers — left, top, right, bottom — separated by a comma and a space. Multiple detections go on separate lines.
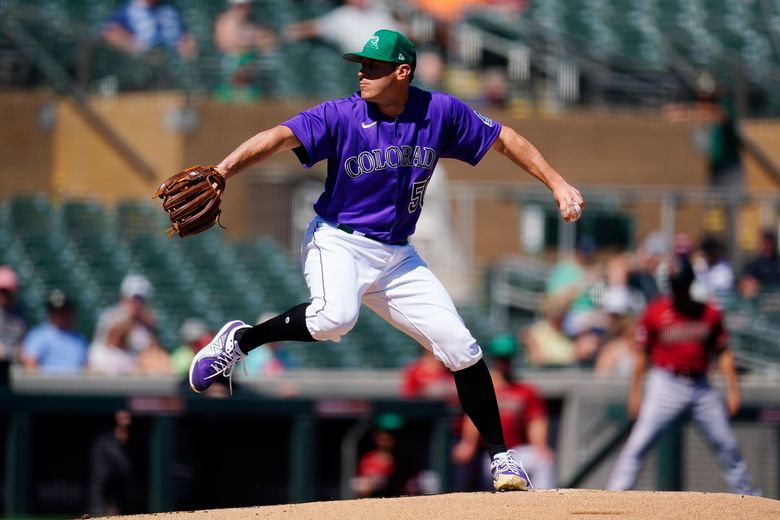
0, 92, 55, 196
740, 120, 780, 250
449, 109, 710, 186
742, 120, 780, 193
52, 93, 186, 203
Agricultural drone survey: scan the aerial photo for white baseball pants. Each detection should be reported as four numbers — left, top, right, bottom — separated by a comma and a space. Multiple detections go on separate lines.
300, 216, 483, 371
607, 367, 759, 495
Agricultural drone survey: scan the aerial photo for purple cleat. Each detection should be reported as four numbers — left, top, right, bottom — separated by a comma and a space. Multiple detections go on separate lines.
491, 450, 530, 491
189, 320, 250, 393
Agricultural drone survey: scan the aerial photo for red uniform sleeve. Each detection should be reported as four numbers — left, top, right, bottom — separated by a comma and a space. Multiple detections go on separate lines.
400, 363, 421, 398
635, 307, 653, 351
707, 307, 728, 354
521, 386, 547, 423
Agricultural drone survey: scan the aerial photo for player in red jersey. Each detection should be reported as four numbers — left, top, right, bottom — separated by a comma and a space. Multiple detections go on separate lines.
607, 254, 759, 495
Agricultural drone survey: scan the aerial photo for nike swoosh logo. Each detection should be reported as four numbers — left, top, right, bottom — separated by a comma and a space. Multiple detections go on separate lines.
361, 121, 377, 129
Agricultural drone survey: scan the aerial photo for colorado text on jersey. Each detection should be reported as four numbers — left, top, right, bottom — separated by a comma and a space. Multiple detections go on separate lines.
344, 146, 437, 177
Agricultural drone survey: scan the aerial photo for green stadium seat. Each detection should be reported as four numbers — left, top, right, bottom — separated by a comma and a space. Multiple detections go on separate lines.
10, 194, 56, 235
116, 200, 169, 237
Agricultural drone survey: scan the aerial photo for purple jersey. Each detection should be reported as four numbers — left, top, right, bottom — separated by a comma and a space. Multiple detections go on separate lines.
282, 86, 501, 244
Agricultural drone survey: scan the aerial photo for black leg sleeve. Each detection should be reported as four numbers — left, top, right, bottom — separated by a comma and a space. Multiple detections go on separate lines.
453, 358, 507, 459
237, 303, 316, 353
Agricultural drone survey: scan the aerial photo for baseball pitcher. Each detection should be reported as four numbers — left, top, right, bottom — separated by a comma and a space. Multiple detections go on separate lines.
179, 29, 583, 491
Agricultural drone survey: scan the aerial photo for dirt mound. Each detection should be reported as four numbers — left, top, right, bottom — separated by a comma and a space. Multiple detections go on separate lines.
105, 490, 780, 520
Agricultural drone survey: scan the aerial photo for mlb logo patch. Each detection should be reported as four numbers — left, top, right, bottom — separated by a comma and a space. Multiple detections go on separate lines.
473, 110, 494, 127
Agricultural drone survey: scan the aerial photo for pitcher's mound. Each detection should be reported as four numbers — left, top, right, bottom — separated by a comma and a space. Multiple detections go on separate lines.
105, 489, 780, 520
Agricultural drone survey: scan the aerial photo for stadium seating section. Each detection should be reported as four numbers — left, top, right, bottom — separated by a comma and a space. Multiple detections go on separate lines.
471, 0, 780, 73
0, 194, 454, 370
3, 194, 776, 371
4, 0, 780, 109
4, 0, 357, 97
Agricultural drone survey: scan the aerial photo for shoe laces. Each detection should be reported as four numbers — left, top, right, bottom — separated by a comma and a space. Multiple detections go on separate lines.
206, 343, 245, 395
494, 450, 534, 489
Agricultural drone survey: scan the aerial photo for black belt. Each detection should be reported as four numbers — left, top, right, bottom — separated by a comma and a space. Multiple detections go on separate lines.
337, 224, 408, 246
663, 367, 705, 380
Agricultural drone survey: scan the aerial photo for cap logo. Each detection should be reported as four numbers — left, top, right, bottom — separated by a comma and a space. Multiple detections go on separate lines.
367, 35, 379, 49
398, 53, 405, 61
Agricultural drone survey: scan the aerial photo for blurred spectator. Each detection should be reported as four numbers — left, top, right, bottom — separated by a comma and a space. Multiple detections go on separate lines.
543, 236, 603, 364
627, 231, 665, 305
412, 0, 478, 25
20, 289, 88, 374
414, 47, 446, 91
415, 0, 528, 22
594, 285, 638, 378
170, 318, 211, 377
282, 0, 402, 53
136, 338, 173, 375
593, 253, 642, 377
520, 297, 579, 367
89, 274, 170, 375
693, 235, 734, 308
451, 334, 555, 490
662, 71, 743, 189
482, 0, 530, 16
655, 232, 694, 295
352, 413, 404, 498
726, 272, 762, 331
0, 265, 26, 363
480, 66, 510, 109
673, 232, 693, 256
214, 0, 277, 103
400, 347, 455, 399
88, 410, 138, 516
411, 0, 527, 57
705, 94, 743, 190
103, 0, 197, 59
742, 229, 780, 292
545, 236, 600, 332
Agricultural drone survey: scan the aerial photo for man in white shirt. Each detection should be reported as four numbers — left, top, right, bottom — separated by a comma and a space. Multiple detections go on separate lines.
283, 0, 402, 53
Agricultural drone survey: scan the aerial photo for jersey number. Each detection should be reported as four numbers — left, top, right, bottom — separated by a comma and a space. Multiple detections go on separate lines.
409, 177, 432, 213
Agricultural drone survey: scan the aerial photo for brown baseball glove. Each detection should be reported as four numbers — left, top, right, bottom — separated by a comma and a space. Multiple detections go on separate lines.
153, 165, 226, 238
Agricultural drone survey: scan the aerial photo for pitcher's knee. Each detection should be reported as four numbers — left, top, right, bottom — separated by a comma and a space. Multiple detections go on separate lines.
441, 342, 483, 371
306, 304, 359, 342
422, 313, 482, 371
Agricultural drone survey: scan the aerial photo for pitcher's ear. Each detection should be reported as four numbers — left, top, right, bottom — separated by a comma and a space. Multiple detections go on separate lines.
396, 63, 413, 80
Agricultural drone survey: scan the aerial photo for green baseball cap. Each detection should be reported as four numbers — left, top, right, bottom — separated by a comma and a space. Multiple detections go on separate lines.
488, 334, 518, 359
376, 412, 404, 432
343, 29, 416, 73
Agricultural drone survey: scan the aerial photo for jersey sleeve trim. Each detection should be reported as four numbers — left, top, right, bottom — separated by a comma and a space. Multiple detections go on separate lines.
281, 122, 315, 168
443, 94, 503, 166
469, 120, 502, 166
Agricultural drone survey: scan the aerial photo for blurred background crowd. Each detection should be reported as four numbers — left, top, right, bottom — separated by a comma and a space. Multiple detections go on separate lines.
4, 226, 780, 379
